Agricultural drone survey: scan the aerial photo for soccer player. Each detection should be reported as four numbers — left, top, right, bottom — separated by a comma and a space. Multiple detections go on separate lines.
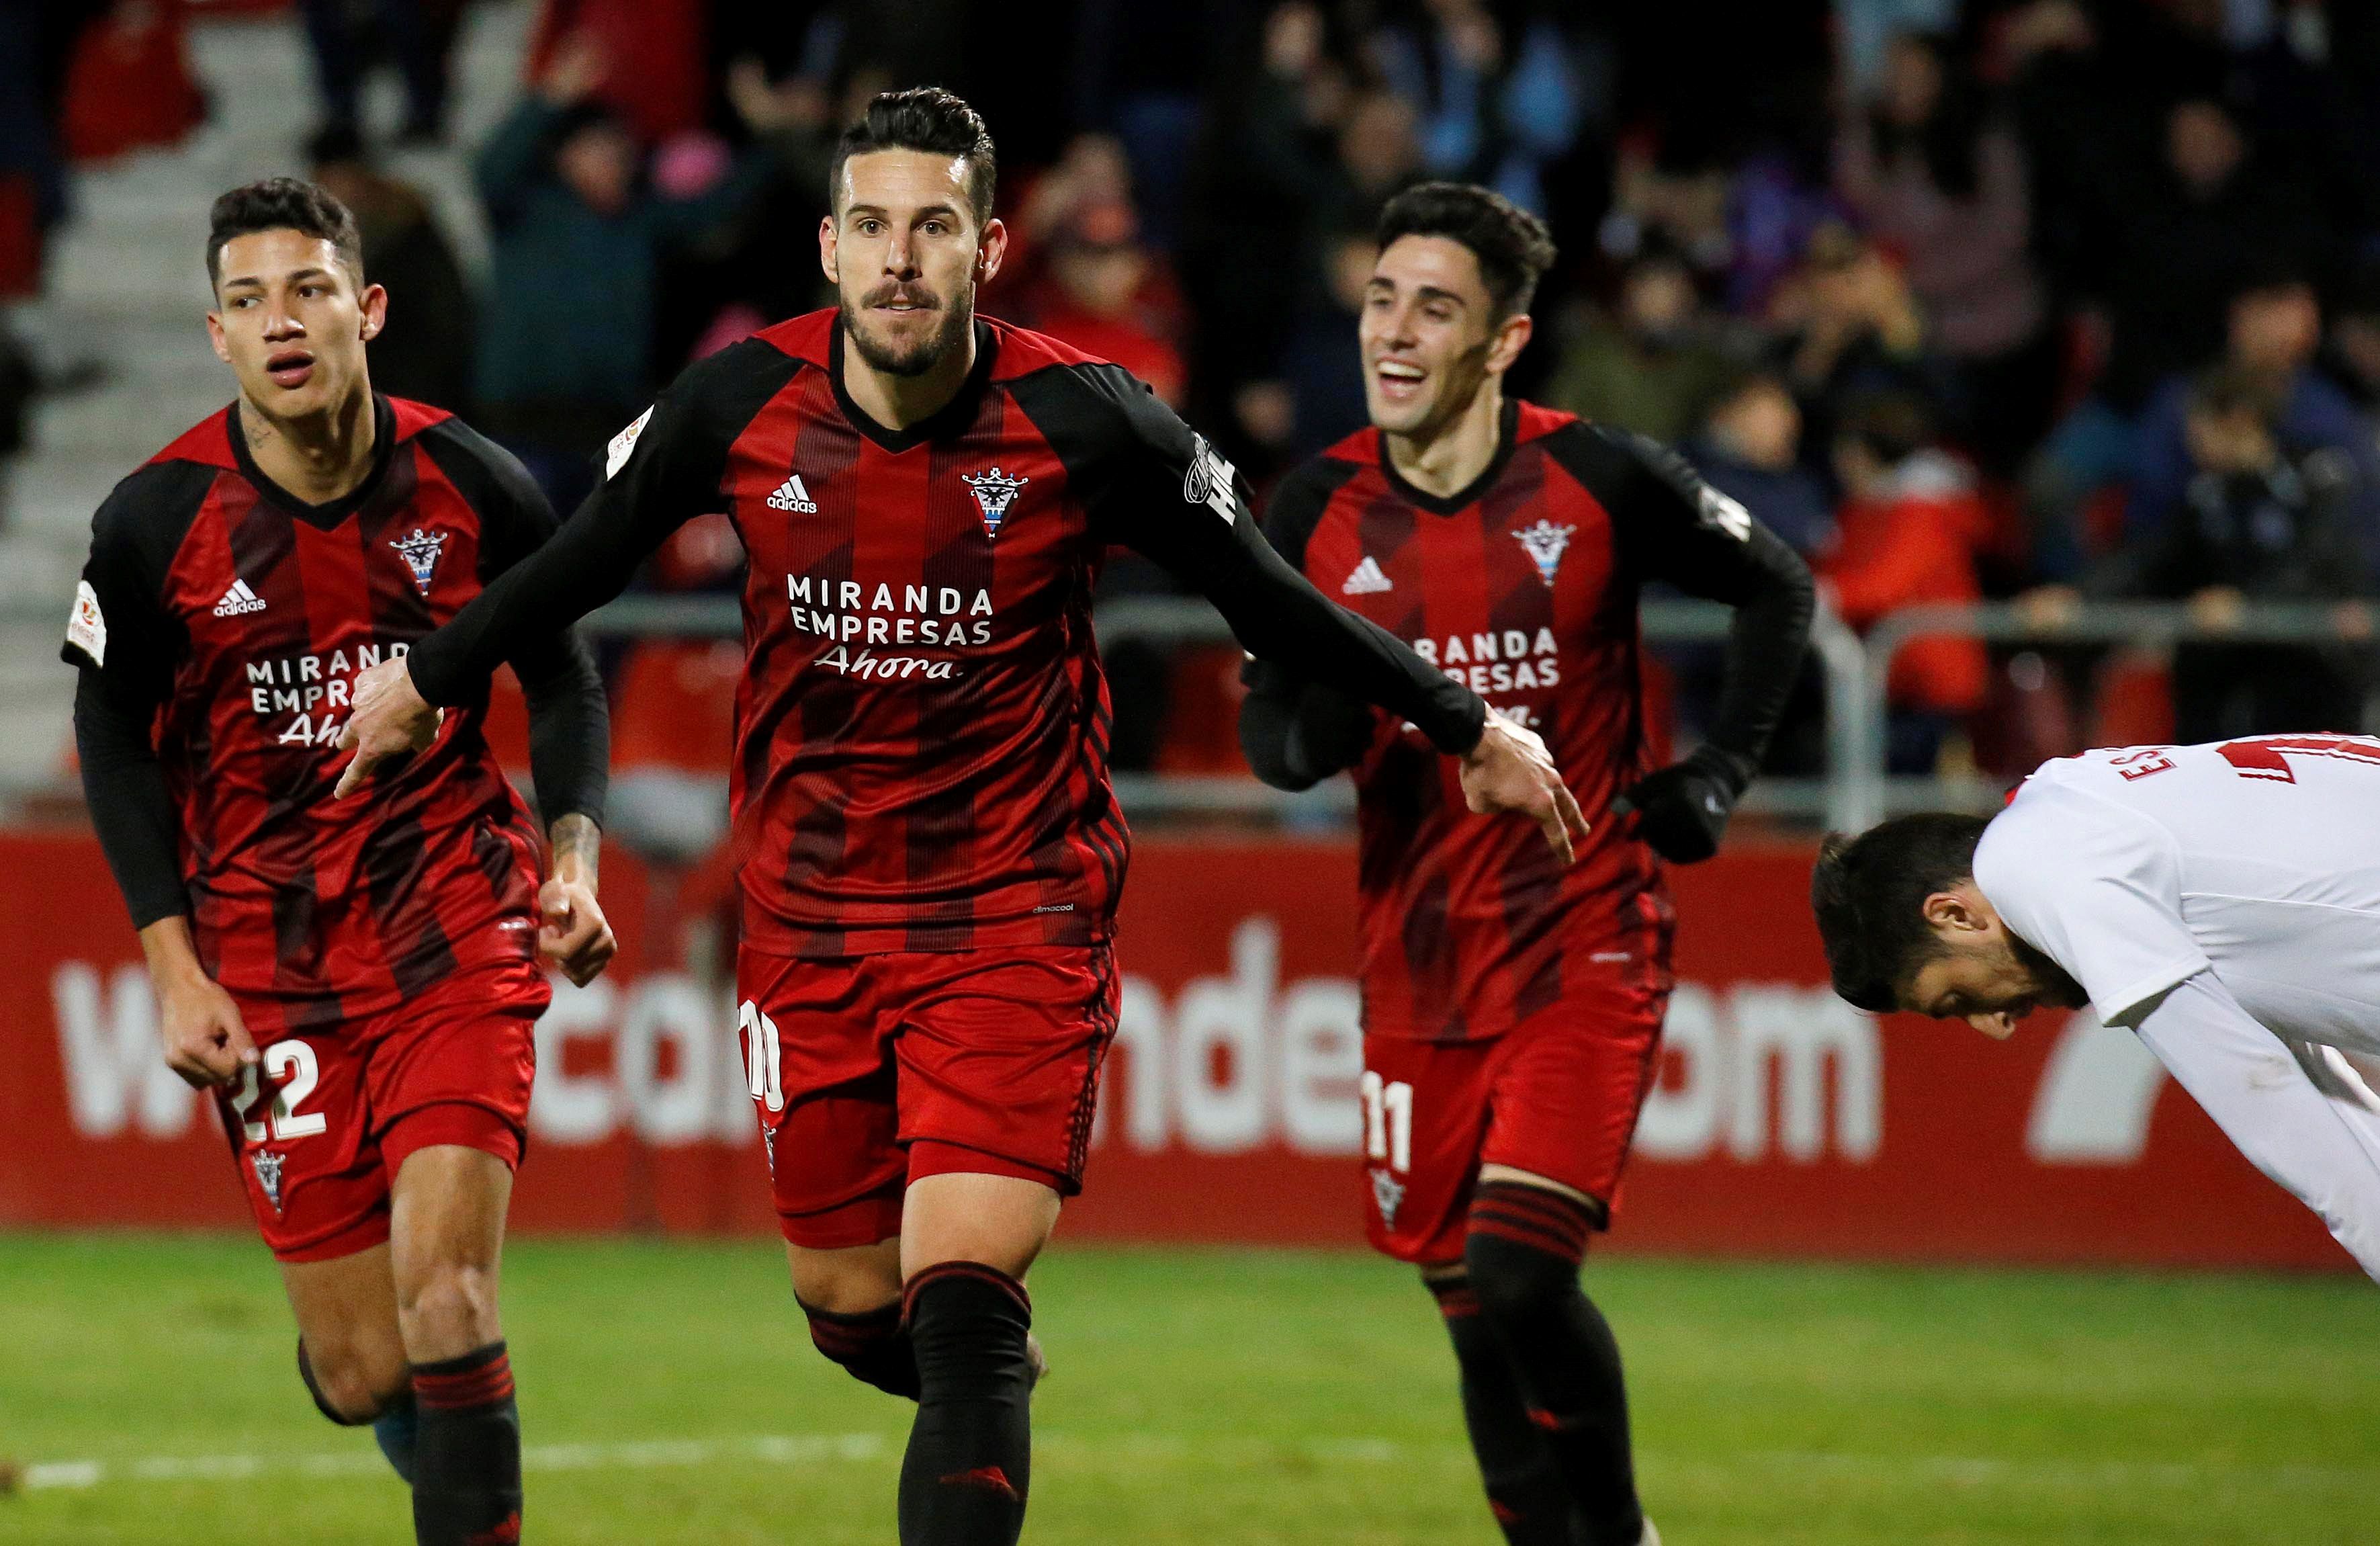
333, 89, 1579, 1546
64, 179, 614, 1545
1238, 183, 1816, 1546
1813, 735, 2380, 1281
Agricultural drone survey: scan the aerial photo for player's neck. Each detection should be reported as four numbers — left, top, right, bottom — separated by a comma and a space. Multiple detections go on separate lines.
239, 384, 378, 506
1383, 380, 1505, 500
838, 323, 979, 433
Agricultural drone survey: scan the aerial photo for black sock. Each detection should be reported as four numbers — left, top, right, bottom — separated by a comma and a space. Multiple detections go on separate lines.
298, 1339, 416, 1484
1466, 1183, 1642, 1546
897, 1262, 1035, 1546
1429, 1276, 1579, 1546
802, 1297, 922, 1399
410, 1341, 522, 1546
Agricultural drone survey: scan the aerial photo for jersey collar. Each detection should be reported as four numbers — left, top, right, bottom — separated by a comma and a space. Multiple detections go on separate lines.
226, 393, 400, 531
828, 317, 999, 454
1376, 397, 1522, 517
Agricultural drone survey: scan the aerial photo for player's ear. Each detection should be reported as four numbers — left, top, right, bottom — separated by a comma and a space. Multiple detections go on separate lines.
1486, 310, 1532, 376
1921, 886, 1987, 936
359, 282, 388, 343
205, 308, 232, 365
819, 214, 840, 284
976, 216, 1008, 285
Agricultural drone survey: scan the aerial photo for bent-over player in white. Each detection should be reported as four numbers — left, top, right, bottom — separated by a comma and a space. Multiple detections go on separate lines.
1812, 734, 2380, 1278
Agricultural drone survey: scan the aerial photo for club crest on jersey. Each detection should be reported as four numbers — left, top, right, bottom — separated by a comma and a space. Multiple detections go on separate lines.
1369, 1167, 1405, 1228
1182, 434, 1238, 525
251, 1150, 285, 1213
1511, 519, 1577, 589
389, 527, 447, 595
962, 466, 1028, 535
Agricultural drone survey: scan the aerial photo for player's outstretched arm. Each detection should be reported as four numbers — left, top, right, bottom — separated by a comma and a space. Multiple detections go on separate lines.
1063, 368, 1585, 860
1575, 426, 1816, 863
340, 344, 789, 795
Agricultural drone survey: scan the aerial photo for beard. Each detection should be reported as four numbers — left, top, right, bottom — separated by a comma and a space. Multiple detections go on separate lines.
839, 281, 975, 378
2007, 932, 2089, 1010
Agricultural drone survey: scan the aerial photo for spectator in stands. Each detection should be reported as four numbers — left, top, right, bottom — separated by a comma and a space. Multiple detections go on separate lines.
1769, 221, 1947, 481
1280, 227, 1374, 458
1818, 390, 1990, 773
1685, 372, 1832, 559
1834, 30, 2054, 474
473, 34, 777, 515
1371, 0, 1585, 216
1017, 196, 1188, 407
2026, 96, 2328, 572
1179, 1, 1350, 460
2090, 365, 2369, 744
308, 126, 474, 413
1327, 90, 1425, 233
1546, 245, 1735, 446
300, 0, 461, 145
2321, 261, 2380, 411
2126, 275, 2380, 571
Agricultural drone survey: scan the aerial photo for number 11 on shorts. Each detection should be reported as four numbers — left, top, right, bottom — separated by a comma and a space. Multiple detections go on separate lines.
1360, 1070, 1413, 1174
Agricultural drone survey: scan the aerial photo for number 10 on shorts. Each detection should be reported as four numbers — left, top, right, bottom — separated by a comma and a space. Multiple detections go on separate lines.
1360, 1070, 1413, 1173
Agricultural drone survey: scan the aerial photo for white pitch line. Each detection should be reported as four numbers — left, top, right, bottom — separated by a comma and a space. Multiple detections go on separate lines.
21, 1433, 885, 1492
16, 1434, 2380, 1496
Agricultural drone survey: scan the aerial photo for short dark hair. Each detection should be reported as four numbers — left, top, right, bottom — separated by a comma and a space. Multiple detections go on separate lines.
830, 87, 998, 227
1810, 813, 1990, 1012
207, 177, 363, 291
1374, 181, 1558, 319
1837, 389, 1935, 467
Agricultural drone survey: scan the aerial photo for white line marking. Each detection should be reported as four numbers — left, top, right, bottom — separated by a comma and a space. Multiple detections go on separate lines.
15, 1435, 2380, 1495
19, 1433, 885, 1492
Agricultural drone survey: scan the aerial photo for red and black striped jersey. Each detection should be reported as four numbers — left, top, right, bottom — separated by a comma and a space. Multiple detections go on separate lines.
1264, 400, 1794, 1042
406, 310, 1483, 960
64, 395, 594, 1032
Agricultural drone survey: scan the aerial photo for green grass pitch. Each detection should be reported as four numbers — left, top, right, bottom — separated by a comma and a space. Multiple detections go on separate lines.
1, 1234, 2376, 1543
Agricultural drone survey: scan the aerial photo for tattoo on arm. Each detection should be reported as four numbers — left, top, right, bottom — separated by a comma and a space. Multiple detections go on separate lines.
548, 810, 601, 885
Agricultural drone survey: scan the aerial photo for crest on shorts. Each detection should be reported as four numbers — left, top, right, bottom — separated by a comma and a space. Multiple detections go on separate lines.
1511, 519, 1575, 589
962, 466, 1028, 536
1369, 1166, 1405, 1229
251, 1150, 285, 1213
389, 527, 448, 595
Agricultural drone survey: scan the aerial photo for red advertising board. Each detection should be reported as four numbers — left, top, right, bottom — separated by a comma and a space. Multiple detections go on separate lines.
2, 829, 2352, 1271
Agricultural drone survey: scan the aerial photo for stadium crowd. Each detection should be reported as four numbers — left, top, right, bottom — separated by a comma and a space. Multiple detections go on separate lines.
13, 0, 2380, 826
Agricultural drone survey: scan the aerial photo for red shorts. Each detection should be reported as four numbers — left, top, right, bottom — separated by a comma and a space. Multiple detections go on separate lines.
1360, 967, 1670, 1266
214, 957, 547, 1263
736, 944, 1118, 1249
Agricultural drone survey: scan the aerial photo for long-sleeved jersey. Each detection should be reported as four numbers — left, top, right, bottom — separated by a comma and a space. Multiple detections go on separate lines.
404, 310, 1485, 958
1253, 402, 1813, 1041
64, 395, 607, 1031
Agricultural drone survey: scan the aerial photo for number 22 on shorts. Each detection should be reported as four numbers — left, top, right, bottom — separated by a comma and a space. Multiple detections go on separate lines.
231, 1039, 327, 1142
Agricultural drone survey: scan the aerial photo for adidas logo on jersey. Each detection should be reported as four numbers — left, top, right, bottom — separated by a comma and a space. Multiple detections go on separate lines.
213, 578, 267, 617
1341, 556, 1393, 595
766, 472, 818, 514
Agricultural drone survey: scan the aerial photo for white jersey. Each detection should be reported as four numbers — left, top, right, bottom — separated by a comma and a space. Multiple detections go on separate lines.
1975, 736, 2380, 1046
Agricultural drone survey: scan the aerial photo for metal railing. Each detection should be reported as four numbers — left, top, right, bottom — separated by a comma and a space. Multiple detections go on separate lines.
7, 593, 2369, 833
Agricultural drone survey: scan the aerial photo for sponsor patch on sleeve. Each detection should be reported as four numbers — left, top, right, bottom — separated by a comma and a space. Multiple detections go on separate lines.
64, 579, 106, 668
1182, 435, 1239, 526
1698, 484, 1753, 542
605, 406, 655, 481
